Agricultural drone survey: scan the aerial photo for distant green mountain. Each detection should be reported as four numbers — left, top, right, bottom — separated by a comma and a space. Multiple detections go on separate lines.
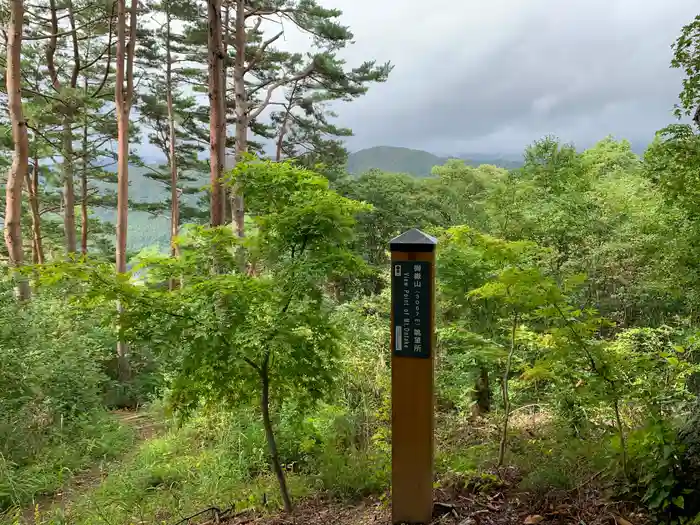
346, 146, 450, 177
346, 146, 523, 177
93, 165, 208, 251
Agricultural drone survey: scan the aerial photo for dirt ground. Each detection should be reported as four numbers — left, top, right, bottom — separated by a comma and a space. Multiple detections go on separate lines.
188, 468, 648, 525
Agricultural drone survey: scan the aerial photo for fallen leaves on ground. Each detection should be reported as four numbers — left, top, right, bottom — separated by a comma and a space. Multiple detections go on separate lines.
217, 468, 649, 525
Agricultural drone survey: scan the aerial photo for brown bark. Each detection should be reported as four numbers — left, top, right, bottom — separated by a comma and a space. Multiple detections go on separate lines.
164, 2, 179, 292
165, 7, 179, 259
4, 0, 31, 301
62, 114, 77, 254
81, 88, 89, 255
471, 367, 491, 417
208, 0, 225, 226
47, 0, 80, 254
80, 165, 88, 255
26, 157, 45, 264
230, 0, 248, 237
115, 0, 137, 380
260, 355, 293, 513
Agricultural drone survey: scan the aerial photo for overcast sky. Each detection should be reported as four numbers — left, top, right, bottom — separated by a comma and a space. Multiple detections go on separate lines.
279, 0, 698, 155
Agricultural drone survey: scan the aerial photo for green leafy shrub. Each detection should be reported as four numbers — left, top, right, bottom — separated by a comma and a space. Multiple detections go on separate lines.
0, 294, 109, 464
627, 417, 691, 522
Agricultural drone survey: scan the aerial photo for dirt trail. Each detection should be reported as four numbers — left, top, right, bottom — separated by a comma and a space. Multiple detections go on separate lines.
20, 409, 163, 524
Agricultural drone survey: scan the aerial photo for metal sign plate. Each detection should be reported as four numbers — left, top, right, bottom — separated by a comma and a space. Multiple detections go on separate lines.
392, 260, 432, 358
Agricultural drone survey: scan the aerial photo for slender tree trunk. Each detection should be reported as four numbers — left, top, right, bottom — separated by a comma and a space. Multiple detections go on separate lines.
260, 357, 293, 513
26, 157, 44, 264
164, 4, 180, 290
275, 82, 297, 162
4, 0, 30, 301
231, 0, 247, 238
80, 168, 88, 255
208, 0, 225, 226
47, 0, 80, 255
62, 114, 77, 254
115, 0, 137, 381
498, 313, 518, 467
471, 366, 491, 417
222, 1, 235, 225
613, 397, 628, 478
81, 99, 89, 255
165, 7, 179, 258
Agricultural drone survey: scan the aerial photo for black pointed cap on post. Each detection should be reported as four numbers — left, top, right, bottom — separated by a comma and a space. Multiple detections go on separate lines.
390, 228, 437, 253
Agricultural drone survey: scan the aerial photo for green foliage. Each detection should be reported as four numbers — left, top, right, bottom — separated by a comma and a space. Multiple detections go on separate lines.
627, 417, 690, 520
0, 412, 135, 512
335, 170, 437, 267
672, 15, 700, 121
0, 293, 111, 460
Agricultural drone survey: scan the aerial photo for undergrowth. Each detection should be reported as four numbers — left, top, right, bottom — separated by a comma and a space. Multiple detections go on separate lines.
10, 403, 391, 525
0, 411, 135, 514
3, 402, 693, 525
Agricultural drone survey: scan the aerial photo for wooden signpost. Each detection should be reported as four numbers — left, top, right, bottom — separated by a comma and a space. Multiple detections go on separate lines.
390, 228, 437, 525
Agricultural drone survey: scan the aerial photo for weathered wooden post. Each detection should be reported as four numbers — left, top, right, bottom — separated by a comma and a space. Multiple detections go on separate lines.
390, 228, 437, 525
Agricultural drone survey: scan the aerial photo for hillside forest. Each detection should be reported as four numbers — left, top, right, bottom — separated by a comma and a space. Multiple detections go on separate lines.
5, 1, 700, 525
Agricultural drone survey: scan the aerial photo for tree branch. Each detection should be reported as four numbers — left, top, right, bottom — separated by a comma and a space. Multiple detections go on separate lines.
124, 0, 137, 109
248, 63, 315, 121
24, 16, 109, 40
91, 3, 115, 98
245, 29, 283, 73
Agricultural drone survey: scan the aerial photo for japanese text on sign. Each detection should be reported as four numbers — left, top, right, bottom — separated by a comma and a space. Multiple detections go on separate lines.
392, 261, 431, 358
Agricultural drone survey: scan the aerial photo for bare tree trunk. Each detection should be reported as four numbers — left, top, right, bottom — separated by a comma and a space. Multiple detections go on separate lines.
115, 0, 137, 381
275, 82, 298, 162
47, 0, 80, 255
165, 6, 179, 258
471, 366, 490, 417
222, 1, 235, 225
231, 0, 247, 238
260, 355, 293, 513
81, 98, 89, 256
498, 313, 518, 467
4, 0, 31, 301
207, 0, 225, 226
613, 397, 628, 478
26, 156, 44, 264
62, 114, 77, 254
164, 3, 180, 291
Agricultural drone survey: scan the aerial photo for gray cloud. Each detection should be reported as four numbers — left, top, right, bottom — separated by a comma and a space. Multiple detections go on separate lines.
314, 0, 699, 154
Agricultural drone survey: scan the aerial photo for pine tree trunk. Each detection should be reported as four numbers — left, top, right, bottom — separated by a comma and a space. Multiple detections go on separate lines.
260, 358, 293, 513
231, 0, 247, 238
115, 0, 136, 381
165, 5, 180, 291
207, 0, 225, 226
26, 156, 44, 264
62, 114, 77, 254
4, 0, 30, 301
81, 103, 89, 255
165, 7, 178, 256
